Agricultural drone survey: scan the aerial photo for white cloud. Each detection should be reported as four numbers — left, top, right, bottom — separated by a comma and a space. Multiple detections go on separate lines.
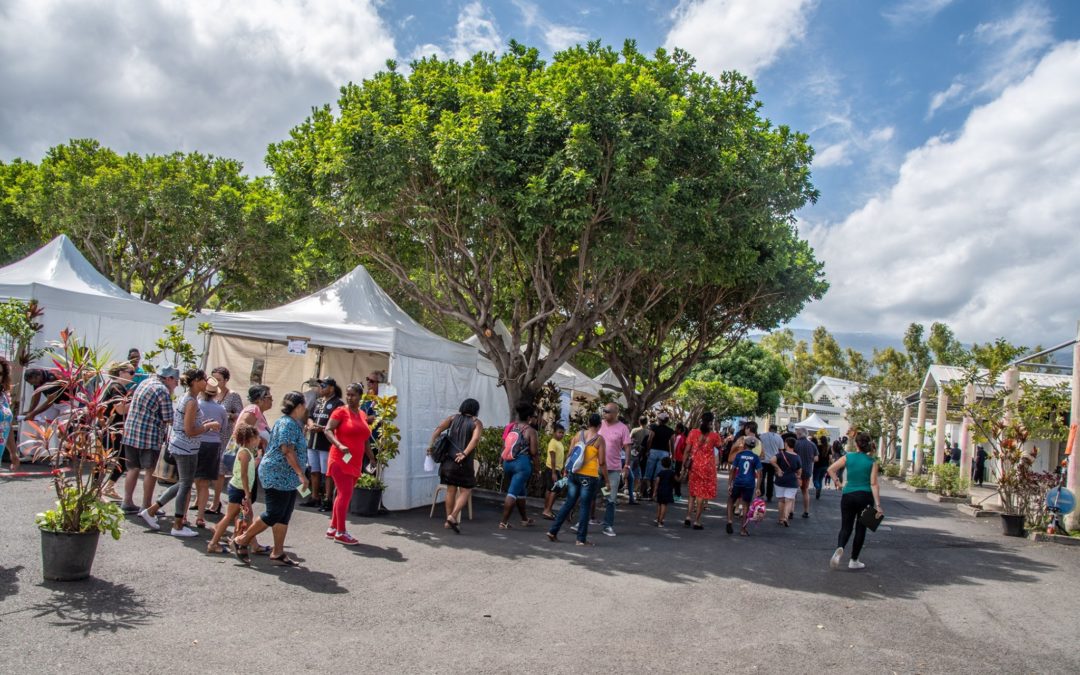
814, 143, 850, 168
664, 0, 816, 78
512, 0, 589, 51
927, 82, 965, 118
883, 0, 957, 26
449, 2, 503, 61
802, 41, 1080, 345
868, 126, 895, 143
928, 2, 1053, 117
0, 0, 396, 174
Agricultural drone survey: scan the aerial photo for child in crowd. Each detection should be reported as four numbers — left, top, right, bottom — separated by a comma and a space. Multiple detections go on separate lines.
207, 423, 260, 557
727, 436, 762, 536
654, 456, 676, 527
541, 423, 566, 520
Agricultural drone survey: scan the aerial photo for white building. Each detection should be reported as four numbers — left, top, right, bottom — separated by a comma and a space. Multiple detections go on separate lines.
772, 376, 864, 434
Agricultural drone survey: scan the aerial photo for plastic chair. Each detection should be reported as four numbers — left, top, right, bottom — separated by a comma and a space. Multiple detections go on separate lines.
429, 460, 476, 520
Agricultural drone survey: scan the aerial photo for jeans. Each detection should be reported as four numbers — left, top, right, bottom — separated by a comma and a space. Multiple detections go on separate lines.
155, 453, 197, 518
812, 465, 828, 492
837, 490, 876, 560
673, 461, 683, 497
603, 470, 622, 528
550, 474, 599, 543
645, 450, 669, 481
626, 462, 640, 501
503, 454, 533, 498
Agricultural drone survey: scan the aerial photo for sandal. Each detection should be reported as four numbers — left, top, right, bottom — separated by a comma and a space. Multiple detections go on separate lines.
520, 518, 535, 527
740, 528, 750, 536
195, 518, 206, 529
692, 523, 704, 530
206, 503, 223, 516
446, 518, 460, 534
206, 541, 228, 555
541, 512, 555, 520
498, 522, 512, 530
270, 554, 299, 567
229, 538, 251, 564
546, 532, 558, 542
575, 540, 594, 547
252, 544, 272, 555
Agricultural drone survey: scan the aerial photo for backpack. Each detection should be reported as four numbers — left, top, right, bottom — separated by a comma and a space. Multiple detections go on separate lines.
564, 431, 597, 475
501, 423, 531, 461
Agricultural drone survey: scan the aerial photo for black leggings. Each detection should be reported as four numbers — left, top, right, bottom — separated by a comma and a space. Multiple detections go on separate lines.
838, 491, 875, 560
107, 437, 127, 482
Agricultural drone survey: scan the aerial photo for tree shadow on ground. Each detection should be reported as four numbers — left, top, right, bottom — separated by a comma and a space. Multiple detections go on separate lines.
0, 565, 23, 602
29, 578, 160, 635
379, 480, 1057, 601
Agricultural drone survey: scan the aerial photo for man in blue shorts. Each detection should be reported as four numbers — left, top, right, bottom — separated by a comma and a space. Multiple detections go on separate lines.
727, 436, 762, 536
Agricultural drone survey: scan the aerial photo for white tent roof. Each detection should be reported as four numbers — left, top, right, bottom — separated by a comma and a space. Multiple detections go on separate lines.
465, 322, 602, 397
794, 412, 840, 434
595, 368, 623, 390
0, 235, 177, 323
210, 265, 478, 367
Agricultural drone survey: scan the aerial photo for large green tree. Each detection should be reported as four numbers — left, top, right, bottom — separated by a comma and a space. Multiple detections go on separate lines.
688, 341, 790, 416
270, 40, 824, 407
0, 159, 45, 265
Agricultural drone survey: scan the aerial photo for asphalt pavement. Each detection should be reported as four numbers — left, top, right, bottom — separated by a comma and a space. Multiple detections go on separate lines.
0, 468, 1077, 674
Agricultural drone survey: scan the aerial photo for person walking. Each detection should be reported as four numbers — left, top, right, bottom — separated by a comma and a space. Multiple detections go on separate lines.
305, 378, 343, 510
654, 457, 676, 527
829, 436, 847, 488
541, 423, 566, 520
726, 436, 762, 535
428, 398, 484, 532
757, 424, 784, 502
499, 401, 539, 530
100, 361, 136, 498
547, 413, 607, 546
138, 369, 220, 537
672, 423, 687, 502
232, 391, 310, 566
683, 412, 720, 530
121, 366, 179, 513
974, 445, 988, 486
322, 382, 373, 545
773, 436, 802, 526
629, 416, 651, 501
794, 429, 819, 519
208, 366, 244, 514
192, 377, 228, 529
812, 435, 831, 499
0, 356, 16, 471
598, 403, 632, 536
828, 432, 884, 570
646, 412, 675, 501
206, 423, 260, 555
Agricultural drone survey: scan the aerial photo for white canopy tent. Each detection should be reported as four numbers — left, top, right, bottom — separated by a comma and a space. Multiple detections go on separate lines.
207, 265, 509, 511
793, 412, 841, 435
0, 235, 185, 361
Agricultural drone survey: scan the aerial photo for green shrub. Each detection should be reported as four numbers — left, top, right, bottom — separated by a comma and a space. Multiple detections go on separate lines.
929, 463, 969, 497
906, 474, 931, 489
883, 462, 901, 478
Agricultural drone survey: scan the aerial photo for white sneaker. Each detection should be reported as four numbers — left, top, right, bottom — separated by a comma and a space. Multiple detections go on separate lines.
848, 559, 866, 570
138, 509, 160, 531
829, 546, 844, 569
602, 526, 616, 537
170, 527, 197, 538
570, 524, 579, 533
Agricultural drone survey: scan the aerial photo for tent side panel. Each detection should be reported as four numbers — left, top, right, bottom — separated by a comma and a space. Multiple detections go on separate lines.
319, 349, 390, 390
207, 334, 320, 424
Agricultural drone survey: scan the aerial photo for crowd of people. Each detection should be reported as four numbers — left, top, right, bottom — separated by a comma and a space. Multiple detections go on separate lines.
0, 347, 885, 571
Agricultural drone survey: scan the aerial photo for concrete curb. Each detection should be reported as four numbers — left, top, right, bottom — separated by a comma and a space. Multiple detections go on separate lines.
926, 493, 968, 504
1028, 532, 1080, 547
957, 504, 999, 518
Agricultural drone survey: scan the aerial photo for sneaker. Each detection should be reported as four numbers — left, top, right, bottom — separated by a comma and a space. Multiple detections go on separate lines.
602, 526, 616, 537
589, 519, 600, 526
335, 532, 360, 546
848, 559, 865, 570
121, 504, 140, 515
170, 527, 197, 538
325, 527, 337, 539
570, 524, 579, 533
815, 488, 821, 500
802, 512, 809, 519
138, 508, 161, 531
318, 502, 330, 513
829, 546, 844, 570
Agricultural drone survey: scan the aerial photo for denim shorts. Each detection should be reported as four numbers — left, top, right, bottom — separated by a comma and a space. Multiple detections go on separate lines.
307, 449, 330, 473
227, 484, 247, 505
503, 454, 533, 498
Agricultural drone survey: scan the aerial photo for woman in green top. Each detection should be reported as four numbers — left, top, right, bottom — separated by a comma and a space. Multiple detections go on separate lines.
827, 432, 884, 570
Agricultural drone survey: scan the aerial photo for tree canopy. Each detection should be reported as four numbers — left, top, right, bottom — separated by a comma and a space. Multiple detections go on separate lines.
270, 40, 825, 407
688, 341, 789, 416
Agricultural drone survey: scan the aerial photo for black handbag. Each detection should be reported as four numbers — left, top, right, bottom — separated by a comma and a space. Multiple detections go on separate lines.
859, 506, 884, 532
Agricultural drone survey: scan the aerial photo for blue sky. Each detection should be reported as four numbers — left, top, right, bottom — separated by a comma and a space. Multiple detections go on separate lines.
2, 0, 1078, 344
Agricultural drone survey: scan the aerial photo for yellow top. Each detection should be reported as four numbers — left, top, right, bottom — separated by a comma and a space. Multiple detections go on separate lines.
573, 432, 602, 478
545, 438, 566, 469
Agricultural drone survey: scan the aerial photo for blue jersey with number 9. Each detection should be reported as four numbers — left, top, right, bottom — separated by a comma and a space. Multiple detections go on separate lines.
732, 449, 762, 488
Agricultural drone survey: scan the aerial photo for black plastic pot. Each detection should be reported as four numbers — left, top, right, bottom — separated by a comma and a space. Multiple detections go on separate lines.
40, 529, 100, 581
349, 487, 383, 517
1000, 513, 1026, 537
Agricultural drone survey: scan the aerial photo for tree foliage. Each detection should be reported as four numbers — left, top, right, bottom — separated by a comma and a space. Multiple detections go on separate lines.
674, 379, 757, 426
269, 40, 824, 407
688, 341, 789, 416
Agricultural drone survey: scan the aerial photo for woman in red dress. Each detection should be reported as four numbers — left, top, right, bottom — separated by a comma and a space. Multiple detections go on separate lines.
683, 411, 720, 530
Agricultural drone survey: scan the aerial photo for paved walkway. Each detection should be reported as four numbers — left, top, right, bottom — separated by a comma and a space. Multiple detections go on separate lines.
0, 468, 1077, 673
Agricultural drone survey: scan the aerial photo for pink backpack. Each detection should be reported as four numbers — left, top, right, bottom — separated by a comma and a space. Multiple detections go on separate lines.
745, 497, 767, 526
501, 424, 530, 461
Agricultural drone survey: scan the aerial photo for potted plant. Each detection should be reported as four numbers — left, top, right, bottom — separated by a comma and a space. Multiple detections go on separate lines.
350, 393, 399, 516
24, 330, 124, 580
947, 370, 1069, 537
